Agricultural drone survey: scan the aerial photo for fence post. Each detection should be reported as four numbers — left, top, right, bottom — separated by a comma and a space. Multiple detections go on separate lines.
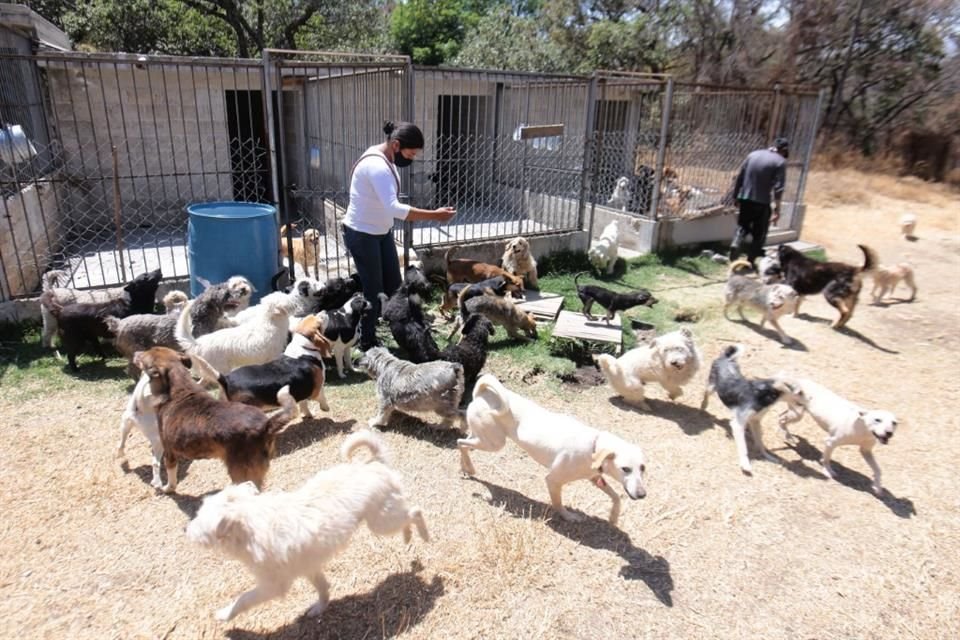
649, 77, 674, 238
261, 50, 291, 283
402, 58, 415, 269
579, 74, 599, 236
793, 88, 827, 239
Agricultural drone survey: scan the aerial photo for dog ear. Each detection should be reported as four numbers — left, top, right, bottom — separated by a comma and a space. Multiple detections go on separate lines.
179, 354, 193, 370
592, 449, 615, 473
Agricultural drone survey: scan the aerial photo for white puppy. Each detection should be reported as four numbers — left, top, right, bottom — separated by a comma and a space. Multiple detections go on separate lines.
900, 212, 917, 238
607, 176, 631, 211
588, 220, 620, 275
778, 378, 898, 495
176, 298, 290, 373
593, 327, 701, 410
186, 431, 429, 622
458, 374, 646, 526
117, 372, 163, 489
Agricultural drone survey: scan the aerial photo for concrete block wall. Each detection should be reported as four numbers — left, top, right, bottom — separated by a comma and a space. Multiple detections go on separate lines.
0, 182, 63, 299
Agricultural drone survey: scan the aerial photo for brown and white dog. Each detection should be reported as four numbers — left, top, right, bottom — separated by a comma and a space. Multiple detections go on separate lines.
445, 247, 525, 295
134, 347, 296, 493
280, 223, 322, 279
195, 315, 333, 419
777, 244, 876, 329
500, 236, 539, 289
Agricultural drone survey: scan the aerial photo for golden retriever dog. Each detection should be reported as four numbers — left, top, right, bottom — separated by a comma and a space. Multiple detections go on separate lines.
280, 223, 321, 278
500, 236, 539, 289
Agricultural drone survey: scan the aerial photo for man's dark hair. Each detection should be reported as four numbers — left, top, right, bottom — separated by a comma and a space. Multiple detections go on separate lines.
383, 121, 425, 149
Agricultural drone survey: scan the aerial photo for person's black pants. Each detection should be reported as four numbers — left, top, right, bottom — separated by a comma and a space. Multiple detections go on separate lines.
342, 225, 401, 349
730, 199, 772, 264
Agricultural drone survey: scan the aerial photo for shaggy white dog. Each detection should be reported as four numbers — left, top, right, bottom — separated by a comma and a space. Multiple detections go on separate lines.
176, 298, 290, 374
231, 277, 324, 328
459, 374, 646, 525
900, 212, 917, 238
116, 372, 163, 489
607, 176, 631, 211
588, 220, 620, 275
593, 327, 702, 410
778, 377, 898, 494
186, 431, 429, 622
501, 236, 539, 289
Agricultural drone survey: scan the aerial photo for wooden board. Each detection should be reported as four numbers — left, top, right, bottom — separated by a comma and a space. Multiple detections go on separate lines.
551, 310, 623, 351
519, 124, 564, 139
515, 290, 565, 322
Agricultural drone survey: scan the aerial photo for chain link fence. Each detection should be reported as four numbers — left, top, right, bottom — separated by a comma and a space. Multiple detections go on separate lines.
1, 51, 822, 301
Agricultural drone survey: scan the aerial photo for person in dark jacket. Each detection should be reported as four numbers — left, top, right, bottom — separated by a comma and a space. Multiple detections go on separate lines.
729, 137, 789, 266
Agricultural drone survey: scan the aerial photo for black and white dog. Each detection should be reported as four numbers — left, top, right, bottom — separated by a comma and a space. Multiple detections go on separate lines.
700, 344, 804, 474
322, 293, 371, 378
314, 273, 363, 312
574, 272, 658, 322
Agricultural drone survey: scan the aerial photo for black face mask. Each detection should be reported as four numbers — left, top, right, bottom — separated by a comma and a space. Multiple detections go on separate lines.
392, 151, 413, 168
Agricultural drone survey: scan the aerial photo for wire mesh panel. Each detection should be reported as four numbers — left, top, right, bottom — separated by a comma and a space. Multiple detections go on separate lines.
266, 51, 409, 280
409, 67, 592, 248
0, 51, 268, 299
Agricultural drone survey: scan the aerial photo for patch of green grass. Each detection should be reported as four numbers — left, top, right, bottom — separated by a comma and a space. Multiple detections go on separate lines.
806, 248, 828, 262
0, 321, 131, 401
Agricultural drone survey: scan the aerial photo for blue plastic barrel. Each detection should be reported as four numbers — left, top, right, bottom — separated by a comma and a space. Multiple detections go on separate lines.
186, 202, 279, 304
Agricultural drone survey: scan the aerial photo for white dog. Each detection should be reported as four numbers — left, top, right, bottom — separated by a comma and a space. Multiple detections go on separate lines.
607, 176, 631, 211
870, 262, 917, 303
778, 378, 898, 494
458, 374, 647, 525
186, 431, 429, 622
900, 212, 917, 238
117, 372, 163, 489
588, 220, 620, 275
501, 236, 539, 289
176, 298, 290, 373
232, 277, 325, 328
593, 327, 701, 410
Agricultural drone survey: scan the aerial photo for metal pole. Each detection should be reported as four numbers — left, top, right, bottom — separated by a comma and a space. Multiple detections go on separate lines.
578, 74, 598, 234
261, 49, 288, 283
402, 57, 414, 269
112, 145, 126, 283
649, 77, 673, 221
793, 88, 827, 239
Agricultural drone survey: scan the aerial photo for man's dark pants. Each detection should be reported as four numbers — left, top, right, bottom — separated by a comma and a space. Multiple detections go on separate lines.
342, 225, 401, 349
729, 199, 772, 264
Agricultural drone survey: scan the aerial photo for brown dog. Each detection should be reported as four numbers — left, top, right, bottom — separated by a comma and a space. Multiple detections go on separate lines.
134, 347, 297, 493
280, 223, 322, 278
445, 247, 525, 296
777, 244, 876, 329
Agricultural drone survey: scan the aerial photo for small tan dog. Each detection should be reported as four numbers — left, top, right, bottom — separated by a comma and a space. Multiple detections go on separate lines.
280, 223, 321, 278
501, 236, 539, 289
870, 262, 917, 303
459, 374, 647, 525
899, 212, 917, 239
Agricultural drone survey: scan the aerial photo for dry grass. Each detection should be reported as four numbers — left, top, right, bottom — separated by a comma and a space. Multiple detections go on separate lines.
2, 170, 960, 639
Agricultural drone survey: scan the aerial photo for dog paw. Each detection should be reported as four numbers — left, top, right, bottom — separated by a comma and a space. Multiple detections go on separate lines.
161, 483, 177, 494
318, 402, 330, 412
820, 463, 836, 480
305, 601, 327, 618
557, 508, 585, 523
215, 606, 236, 622
871, 484, 884, 496
739, 464, 753, 476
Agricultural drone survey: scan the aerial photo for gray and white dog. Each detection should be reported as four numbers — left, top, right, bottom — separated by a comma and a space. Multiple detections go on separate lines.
188, 276, 254, 337
724, 260, 798, 345
356, 347, 465, 430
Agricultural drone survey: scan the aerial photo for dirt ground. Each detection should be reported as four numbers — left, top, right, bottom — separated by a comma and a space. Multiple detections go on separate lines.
1, 170, 958, 640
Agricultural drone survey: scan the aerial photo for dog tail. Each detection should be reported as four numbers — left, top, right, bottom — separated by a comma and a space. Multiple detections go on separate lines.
341, 430, 389, 464
265, 385, 297, 435
728, 258, 754, 277
858, 245, 877, 273
721, 344, 745, 361
42, 269, 68, 292
471, 374, 512, 419
457, 283, 473, 324
190, 352, 230, 396
574, 271, 589, 290
174, 300, 198, 351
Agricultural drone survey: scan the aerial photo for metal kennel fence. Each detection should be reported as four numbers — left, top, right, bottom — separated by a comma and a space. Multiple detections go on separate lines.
0, 46, 823, 301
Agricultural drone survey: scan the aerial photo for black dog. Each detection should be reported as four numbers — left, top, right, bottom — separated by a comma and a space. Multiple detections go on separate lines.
41, 269, 162, 370
440, 313, 495, 394
380, 274, 442, 364
574, 272, 658, 322
700, 344, 803, 474
777, 244, 875, 329
314, 273, 363, 312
